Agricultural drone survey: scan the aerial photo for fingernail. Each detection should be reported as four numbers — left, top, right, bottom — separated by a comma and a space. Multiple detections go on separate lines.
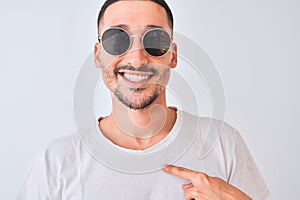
162, 164, 168, 170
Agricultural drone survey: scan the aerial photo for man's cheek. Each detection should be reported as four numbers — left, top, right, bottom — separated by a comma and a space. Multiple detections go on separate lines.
101, 72, 117, 92
101, 52, 120, 67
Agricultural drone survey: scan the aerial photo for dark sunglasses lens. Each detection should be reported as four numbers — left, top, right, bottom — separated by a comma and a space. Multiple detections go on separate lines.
102, 29, 130, 55
143, 29, 171, 56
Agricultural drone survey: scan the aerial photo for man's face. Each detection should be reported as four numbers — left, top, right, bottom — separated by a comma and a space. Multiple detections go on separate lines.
94, 1, 177, 110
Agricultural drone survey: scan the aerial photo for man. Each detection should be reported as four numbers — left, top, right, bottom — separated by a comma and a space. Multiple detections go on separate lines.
17, 0, 269, 199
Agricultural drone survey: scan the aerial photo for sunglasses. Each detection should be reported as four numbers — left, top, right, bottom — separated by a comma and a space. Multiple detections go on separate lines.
98, 28, 172, 57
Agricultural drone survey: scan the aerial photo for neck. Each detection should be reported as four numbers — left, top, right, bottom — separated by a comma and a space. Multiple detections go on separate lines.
99, 90, 177, 150
112, 91, 169, 138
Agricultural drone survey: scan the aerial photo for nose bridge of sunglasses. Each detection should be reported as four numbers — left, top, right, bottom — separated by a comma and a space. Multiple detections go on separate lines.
128, 34, 144, 52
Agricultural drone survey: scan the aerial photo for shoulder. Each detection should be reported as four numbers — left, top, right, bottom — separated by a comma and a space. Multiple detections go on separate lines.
46, 133, 79, 152
42, 133, 82, 165
181, 110, 240, 140
180, 111, 243, 157
17, 132, 87, 199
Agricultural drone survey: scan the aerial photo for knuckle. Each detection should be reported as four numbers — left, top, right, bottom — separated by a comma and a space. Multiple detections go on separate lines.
196, 172, 207, 180
190, 188, 201, 197
195, 172, 211, 186
183, 190, 191, 199
178, 168, 186, 175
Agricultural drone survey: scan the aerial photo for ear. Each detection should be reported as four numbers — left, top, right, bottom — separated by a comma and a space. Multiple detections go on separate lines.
94, 43, 102, 68
170, 43, 177, 69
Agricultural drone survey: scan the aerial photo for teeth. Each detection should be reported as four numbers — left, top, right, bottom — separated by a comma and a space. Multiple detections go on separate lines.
123, 73, 150, 82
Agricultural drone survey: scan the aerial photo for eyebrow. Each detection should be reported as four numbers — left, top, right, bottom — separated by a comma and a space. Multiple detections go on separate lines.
111, 24, 127, 29
110, 24, 164, 29
146, 24, 164, 29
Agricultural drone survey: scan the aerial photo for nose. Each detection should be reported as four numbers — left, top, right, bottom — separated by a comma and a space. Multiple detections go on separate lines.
124, 35, 149, 68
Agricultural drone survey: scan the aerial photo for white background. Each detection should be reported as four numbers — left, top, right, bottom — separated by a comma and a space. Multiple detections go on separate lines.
1, 0, 299, 199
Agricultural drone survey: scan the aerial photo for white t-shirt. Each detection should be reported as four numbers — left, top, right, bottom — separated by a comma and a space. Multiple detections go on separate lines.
17, 110, 270, 199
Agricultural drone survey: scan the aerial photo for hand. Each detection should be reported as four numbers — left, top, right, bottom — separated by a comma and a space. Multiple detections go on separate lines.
162, 165, 252, 200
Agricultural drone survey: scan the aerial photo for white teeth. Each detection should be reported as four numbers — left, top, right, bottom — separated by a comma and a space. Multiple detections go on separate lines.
123, 73, 150, 82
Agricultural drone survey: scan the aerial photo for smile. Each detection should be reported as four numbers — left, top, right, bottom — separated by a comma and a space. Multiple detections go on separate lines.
117, 69, 153, 84
123, 73, 151, 82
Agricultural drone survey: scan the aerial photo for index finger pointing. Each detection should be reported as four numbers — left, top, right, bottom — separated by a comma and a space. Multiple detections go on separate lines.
162, 165, 198, 182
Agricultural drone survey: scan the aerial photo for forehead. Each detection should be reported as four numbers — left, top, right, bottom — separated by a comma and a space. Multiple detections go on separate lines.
100, 1, 169, 33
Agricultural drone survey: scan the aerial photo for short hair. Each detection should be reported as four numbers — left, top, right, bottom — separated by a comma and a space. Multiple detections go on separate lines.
97, 0, 174, 33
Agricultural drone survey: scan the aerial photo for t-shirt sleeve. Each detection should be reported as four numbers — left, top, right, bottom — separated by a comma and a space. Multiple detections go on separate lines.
228, 131, 270, 200
16, 152, 52, 200
17, 135, 78, 200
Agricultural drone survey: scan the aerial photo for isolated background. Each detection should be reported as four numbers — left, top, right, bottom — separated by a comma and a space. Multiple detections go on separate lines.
1, 0, 299, 199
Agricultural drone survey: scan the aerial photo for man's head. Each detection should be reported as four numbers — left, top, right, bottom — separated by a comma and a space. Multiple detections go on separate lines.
94, 0, 177, 110
97, 0, 174, 34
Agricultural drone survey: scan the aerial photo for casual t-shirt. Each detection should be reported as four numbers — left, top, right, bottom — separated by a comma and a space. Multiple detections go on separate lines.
17, 110, 270, 199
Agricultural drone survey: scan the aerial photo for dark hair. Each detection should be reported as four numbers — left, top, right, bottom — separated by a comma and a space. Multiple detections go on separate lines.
97, 0, 174, 33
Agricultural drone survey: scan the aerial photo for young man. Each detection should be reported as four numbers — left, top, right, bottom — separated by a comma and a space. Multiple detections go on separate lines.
17, 0, 269, 199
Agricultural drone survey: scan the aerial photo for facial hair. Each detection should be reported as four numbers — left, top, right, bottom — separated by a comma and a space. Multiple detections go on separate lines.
114, 83, 161, 110
112, 65, 170, 110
